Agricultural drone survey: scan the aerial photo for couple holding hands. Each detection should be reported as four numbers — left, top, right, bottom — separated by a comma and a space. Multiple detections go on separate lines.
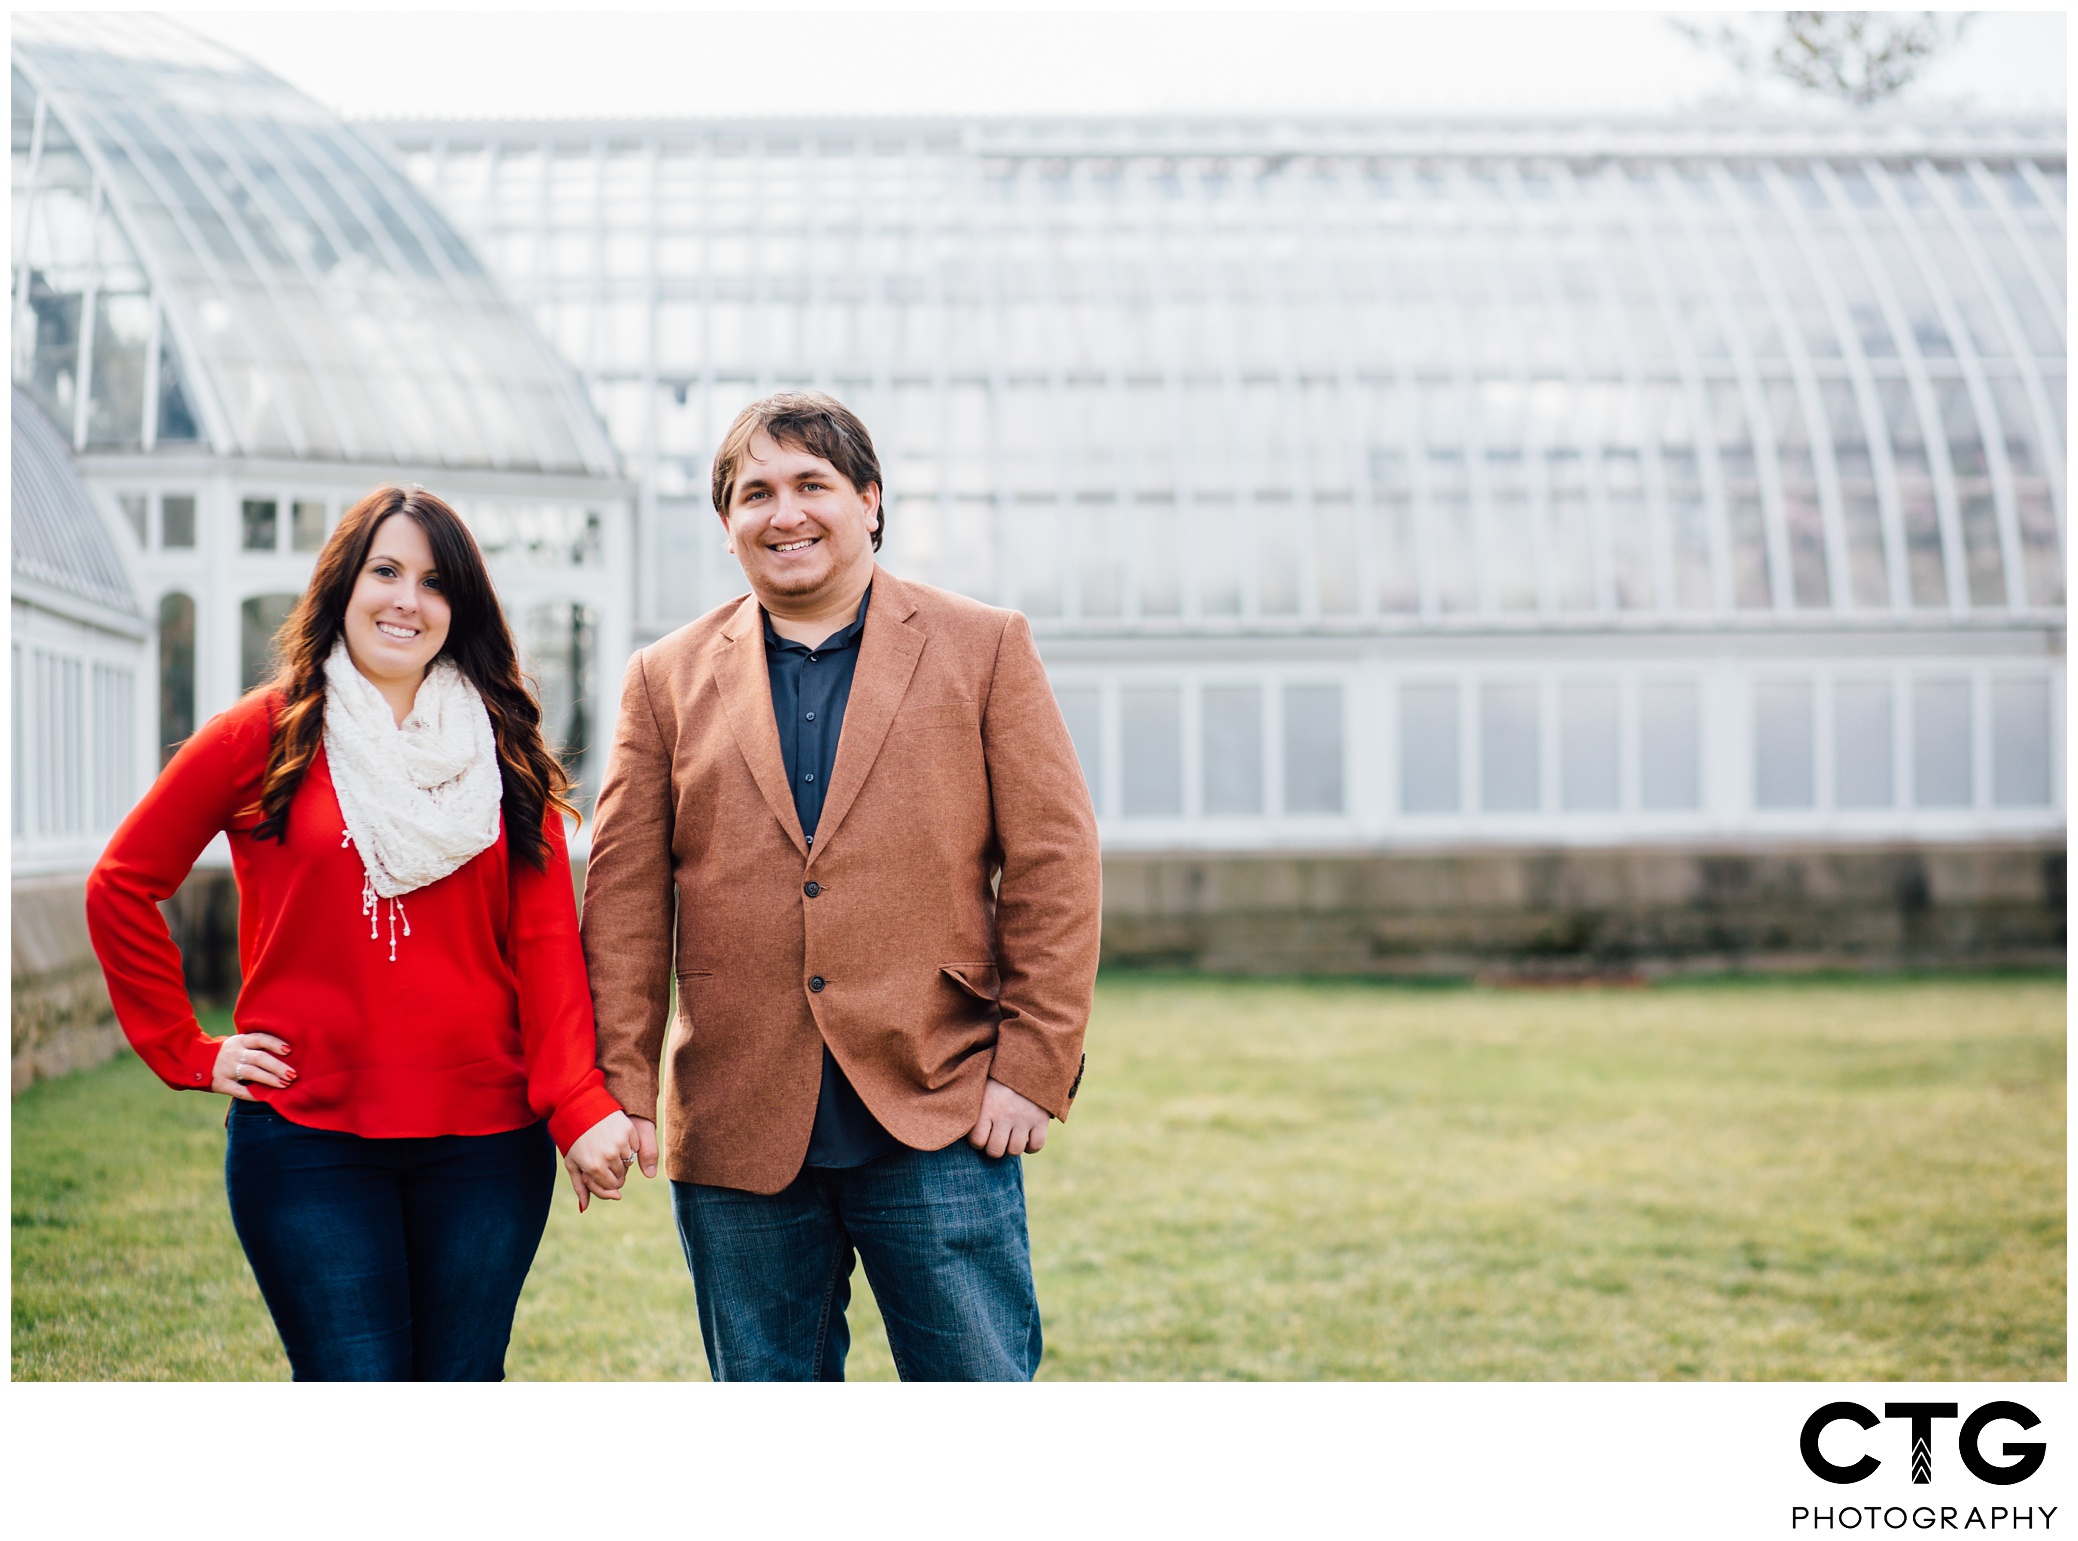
87, 392, 1102, 1382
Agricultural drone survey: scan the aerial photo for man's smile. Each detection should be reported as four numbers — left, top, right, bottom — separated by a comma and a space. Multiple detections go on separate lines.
771, 537, 819, 553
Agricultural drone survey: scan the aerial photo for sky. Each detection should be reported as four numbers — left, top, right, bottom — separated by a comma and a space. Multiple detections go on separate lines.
169, 7, 2068, 122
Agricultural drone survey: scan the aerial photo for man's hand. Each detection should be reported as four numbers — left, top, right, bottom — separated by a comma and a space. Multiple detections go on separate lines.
627, 1115, 660, 1178
966, 1076, 1049, 1158
564, 1110, 656, 1212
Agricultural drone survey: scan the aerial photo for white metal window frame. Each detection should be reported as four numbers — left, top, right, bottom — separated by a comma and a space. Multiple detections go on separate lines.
1046, 640, 2062, 854
11, 602, 151, 876
1046, 662, 1360, 852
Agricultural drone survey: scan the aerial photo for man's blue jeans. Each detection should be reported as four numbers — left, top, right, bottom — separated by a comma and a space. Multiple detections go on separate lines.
671, 1140, 1042, 1381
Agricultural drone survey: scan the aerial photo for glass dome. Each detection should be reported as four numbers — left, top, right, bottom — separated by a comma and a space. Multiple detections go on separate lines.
12, 384, 139, 623
384, 115, 2066, 632
11, 13, 617, 476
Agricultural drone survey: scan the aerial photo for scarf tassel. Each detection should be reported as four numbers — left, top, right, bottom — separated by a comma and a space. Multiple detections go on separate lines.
359, 869, 412, 963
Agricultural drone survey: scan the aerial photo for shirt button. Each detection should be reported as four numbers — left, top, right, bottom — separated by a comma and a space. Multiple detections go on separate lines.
804, 881, 821, 897
808, 654, 819, 663
805, 711, 815, 721
809, 975, 825, 992
803, 771, 815, 783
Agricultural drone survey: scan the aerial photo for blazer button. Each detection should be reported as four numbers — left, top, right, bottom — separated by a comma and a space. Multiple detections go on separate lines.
804, 881, 820, 898
809, 975, 826, 992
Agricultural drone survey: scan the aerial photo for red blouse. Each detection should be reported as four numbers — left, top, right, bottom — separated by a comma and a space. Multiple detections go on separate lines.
85, 690, 621, 1154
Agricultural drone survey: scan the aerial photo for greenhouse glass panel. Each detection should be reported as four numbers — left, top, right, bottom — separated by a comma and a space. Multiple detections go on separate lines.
292, 499, 326, 553
90, 663, 133, 829
1984, 375, 2063, 608
1120, 685, 1182, 818
1820, 378, 1892, 610
1479, 682, 1540, 813
85, 291, 149, 446
1877, 380, 1949, 610
241, 497, 277, 552
1912, 678, 1973, 808
1764, 379, 1830, 610
524, 600, 598, 771
1834, 679, 1895, 809
1710, 381, 1771, 611
1400, 683, 1460, 815
1936, 379, 2007, 609
1753, 678, 1814, 810
1282, 684, 1343, 815
1201, 685, 1262, 817
1637, 681, 1703, 814
160, 493, 196, 549
239, 592, 297, 692
1054, 686, 1101, 812
8, 648, 18, 839
157, 590, 195, 764
1560, 681, 1620, 812
1991, 679, 2051, 809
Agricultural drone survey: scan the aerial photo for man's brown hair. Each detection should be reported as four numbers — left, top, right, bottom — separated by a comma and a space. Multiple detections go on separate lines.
710, 390, 884, 551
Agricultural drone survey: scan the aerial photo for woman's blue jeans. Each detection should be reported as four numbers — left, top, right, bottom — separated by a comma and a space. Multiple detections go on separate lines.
224, 1101, 555, 1381
671, 1139, 1043, 1382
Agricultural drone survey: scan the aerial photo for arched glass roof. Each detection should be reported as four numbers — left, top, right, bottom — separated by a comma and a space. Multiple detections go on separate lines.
385, 115, 2066, 631
12, 384, 141, 626
11, 14, 616, 476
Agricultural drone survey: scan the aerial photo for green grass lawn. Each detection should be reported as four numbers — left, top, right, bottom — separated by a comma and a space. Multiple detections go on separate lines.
11, 973, 2065, 1381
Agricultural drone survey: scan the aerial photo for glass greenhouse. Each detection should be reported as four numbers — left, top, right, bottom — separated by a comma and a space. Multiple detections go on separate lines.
13, 383, 146, 875
11, 14, 632, 824
378, 114, 2065, 851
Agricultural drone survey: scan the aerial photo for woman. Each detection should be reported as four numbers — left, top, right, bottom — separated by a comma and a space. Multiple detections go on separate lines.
86, 485, 639, 1381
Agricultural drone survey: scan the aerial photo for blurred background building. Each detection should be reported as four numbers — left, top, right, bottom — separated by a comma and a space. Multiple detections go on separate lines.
10, 14, 631, 1084
378, 112, 2064, 970
10, 15, 2065, 1083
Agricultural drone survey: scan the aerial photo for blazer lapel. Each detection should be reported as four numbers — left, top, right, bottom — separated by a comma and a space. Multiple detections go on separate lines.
711, 594, 809, 857
809, 568, 924, 869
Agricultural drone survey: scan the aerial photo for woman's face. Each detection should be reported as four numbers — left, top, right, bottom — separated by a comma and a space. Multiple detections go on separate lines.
341, 512, 451, 693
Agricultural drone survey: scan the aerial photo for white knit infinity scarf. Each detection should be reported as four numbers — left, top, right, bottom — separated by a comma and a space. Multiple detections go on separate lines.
322, 640, 501, 958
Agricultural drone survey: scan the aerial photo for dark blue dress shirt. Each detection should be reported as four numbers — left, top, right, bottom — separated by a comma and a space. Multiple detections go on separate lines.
764, 586, 901, 1169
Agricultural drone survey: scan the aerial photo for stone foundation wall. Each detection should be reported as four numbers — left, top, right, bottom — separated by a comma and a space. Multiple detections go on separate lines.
18, 841, 2060, 1090
1101, 841, 2066, 977
12, 868, 253, 1095
12, 878, 124, 1093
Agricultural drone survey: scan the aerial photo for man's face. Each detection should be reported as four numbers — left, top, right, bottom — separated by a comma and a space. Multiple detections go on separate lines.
722, 429, 881, 605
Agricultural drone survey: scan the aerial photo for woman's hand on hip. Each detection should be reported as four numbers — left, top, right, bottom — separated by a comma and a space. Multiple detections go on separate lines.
210, 1033, 295, 1100
564, 1110, 646, 1213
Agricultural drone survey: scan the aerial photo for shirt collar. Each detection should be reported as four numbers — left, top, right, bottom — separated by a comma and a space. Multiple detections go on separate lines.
761, 582, 872, 655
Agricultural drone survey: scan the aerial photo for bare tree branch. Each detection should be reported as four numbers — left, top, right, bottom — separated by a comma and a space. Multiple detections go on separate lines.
1673, 11, 1977, 108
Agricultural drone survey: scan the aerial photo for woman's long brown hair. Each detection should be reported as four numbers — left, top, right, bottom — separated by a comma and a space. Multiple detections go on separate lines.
250, 485, 576, 869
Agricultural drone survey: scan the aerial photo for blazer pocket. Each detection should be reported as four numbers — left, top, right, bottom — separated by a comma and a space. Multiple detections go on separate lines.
940, 962, 1001, 1002
897, 702, 978, 734
672, 969, 714, 1025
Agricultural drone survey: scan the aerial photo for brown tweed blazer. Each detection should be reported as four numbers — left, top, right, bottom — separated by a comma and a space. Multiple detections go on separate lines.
580, 566, 1102, 1194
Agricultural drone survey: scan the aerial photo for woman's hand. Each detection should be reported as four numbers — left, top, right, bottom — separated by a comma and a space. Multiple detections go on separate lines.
564, 1110, 644, 1213
210, 1033, 295, 1100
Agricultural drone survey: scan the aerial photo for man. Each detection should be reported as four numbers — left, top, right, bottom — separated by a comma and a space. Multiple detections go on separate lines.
580, 390, 1101, 1381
